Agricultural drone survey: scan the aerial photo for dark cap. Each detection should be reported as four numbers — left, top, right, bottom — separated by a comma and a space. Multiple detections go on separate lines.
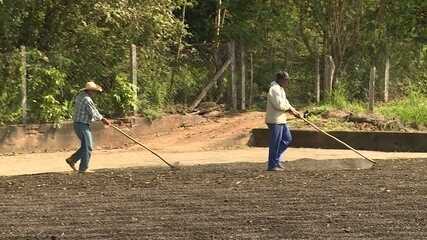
276, 71, 289, 81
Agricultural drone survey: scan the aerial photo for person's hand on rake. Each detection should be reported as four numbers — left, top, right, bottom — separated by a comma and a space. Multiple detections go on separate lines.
290, 107, 303, 119
101, 118, 111, 126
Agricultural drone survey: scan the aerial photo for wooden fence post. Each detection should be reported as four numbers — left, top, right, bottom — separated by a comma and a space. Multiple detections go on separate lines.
249, 52, 254, 107
326, 55, 335, 94
384, 56, 389, 102
240, 43, 246, 111
323, 55, 335, 99
315, 40, 320, 104
20, 46, 27, 124
229, 41, 237, 111
369, 66, 376, 112
131, 44, 138, 114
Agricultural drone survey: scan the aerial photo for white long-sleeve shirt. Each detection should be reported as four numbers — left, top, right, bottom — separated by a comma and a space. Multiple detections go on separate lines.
265, 81, 292, 124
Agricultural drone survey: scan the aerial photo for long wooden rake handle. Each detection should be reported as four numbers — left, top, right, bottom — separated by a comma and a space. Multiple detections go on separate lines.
300, 117, 376, 164
111, 125, 176, 169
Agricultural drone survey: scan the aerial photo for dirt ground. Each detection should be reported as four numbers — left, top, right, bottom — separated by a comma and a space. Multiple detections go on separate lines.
1, 112, 426, 239
1, 159, 426, 239
2, 147, 427, 176
134, 112, 268, 152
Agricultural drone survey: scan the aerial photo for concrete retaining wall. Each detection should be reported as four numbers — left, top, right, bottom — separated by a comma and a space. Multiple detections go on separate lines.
251, 128, 427, 152
0, 115, 205, 154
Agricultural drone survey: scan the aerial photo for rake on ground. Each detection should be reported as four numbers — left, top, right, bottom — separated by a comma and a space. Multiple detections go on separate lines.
299, 115, 376, 165
111, 125, 178, 169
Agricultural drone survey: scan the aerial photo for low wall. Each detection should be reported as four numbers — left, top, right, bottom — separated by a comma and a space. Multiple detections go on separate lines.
251, 128, 427, 152
0, 115, 205, 154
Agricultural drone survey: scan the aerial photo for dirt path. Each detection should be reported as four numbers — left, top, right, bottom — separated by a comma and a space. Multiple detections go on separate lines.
1, 111, 426, 176
128, 112, 268, 152
1, 147, 426, 176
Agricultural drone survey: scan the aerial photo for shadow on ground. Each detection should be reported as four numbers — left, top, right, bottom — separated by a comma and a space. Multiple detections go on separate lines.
285, 158, 374, 171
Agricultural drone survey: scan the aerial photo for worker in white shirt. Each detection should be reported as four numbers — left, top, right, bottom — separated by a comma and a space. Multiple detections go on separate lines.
265, 71, 302, 171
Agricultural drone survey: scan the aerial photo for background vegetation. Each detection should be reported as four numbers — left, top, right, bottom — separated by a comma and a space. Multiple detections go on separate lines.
0, 0, 425, 126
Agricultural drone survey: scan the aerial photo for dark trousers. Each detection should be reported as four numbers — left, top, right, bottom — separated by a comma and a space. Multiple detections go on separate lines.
267, 123, 292, 169
69, 122, 93, 172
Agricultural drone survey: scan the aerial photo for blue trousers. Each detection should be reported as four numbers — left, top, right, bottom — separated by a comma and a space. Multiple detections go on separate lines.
267, 123, 292, 169
69, 122, 93, 172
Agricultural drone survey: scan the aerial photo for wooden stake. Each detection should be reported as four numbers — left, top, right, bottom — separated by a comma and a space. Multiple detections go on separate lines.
229, 41, 237, 111
384, 56, 389, 102
325, 55, 335, 94
249, 52, 254, 107
315, 40, 320, 104
131, 44, 138, 114
20, 46, 27, 124
369, 66, 376, 112
323, 55, 335, 98
240, 43, 246, 110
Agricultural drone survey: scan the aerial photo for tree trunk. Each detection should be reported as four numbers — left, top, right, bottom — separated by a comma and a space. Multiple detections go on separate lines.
215, 0, 222, 48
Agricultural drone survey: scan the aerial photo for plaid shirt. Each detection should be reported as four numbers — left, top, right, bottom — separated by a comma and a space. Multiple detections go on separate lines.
72, 91, 103, 124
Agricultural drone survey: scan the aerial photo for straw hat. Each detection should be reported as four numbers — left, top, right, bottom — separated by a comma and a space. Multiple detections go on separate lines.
81, 81, 103, 92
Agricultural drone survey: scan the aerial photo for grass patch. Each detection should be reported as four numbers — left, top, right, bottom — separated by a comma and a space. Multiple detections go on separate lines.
309, 85, 366, 114
307, 86, 426, 128
377, 91, 427, 126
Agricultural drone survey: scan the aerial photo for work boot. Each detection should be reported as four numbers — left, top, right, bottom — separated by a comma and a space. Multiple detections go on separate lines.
267, 167, 284, 172
65, 158, 77, 171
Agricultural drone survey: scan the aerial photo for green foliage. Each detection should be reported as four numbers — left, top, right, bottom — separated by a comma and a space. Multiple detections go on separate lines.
322, 84, 366, 113
100, 73, 139, 117
172, 65, 209, 104
140, 80, 169, 111
38, 96, 72, 123
26, 51, 71, 123
0, 0, 426, 125
0, 50, 21, 124
378, 91, 427, 126
0, 0, 190, 124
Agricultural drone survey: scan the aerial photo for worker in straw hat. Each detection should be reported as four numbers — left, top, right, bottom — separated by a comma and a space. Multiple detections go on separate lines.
265, 71, 302, 171
66, 81, 110, 173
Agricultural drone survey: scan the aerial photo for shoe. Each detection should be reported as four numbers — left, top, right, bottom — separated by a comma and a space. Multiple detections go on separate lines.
267, 167, 284, 171
277, 162, 286, 169
65, 158, 77, 171
78, 170, 94, 174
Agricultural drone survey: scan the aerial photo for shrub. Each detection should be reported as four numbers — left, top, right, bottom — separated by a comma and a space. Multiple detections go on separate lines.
26, 56, 71, 123
99, 73, 139, 118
